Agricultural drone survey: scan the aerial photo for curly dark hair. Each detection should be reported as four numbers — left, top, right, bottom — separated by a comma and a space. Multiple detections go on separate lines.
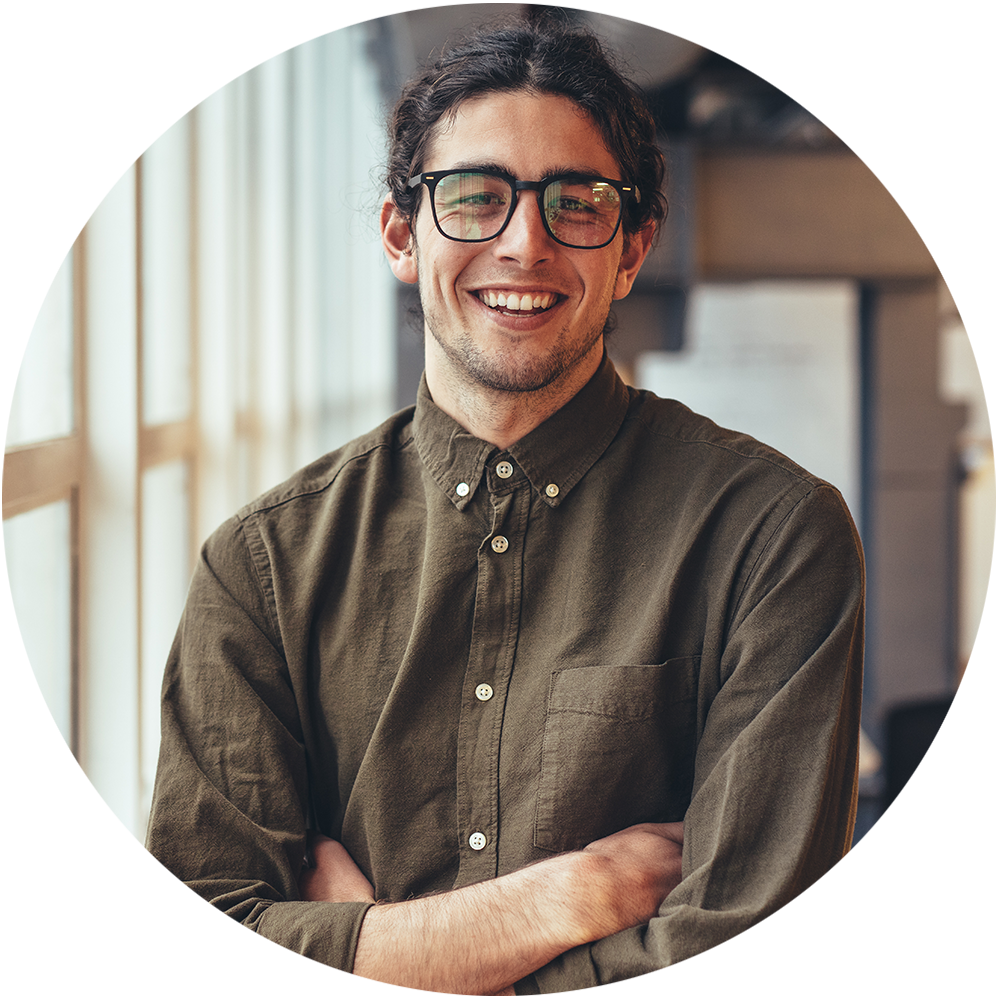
385, 12, 667, 240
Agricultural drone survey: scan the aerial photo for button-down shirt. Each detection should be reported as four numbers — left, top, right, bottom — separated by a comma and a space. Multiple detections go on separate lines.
146, 355, 864, 991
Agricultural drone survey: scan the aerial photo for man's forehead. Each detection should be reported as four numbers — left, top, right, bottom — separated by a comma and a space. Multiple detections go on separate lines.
423, 89, 620, 177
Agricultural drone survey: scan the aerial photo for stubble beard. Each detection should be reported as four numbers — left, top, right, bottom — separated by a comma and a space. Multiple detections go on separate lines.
422, 293, 610, 397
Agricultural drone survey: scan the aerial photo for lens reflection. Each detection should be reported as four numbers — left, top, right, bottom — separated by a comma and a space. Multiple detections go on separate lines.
431, 171, 624, 247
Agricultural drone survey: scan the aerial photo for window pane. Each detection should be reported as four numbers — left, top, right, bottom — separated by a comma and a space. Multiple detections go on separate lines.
140, 459, 190, 815
3, 499, 73, 744
0, 318, 31, 444
255, 52, 294, 492
142, 116, 192, 425
76, 162, 142, 831
7, 252, 74, 446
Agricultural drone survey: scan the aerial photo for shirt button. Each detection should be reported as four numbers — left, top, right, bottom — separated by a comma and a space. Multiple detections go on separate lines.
545, 483, 559, 498
491, 536, 509, 553
475, 683, 494, 702
456, 482, 470, 497
468, 831, 487, 851
496, 461, 513, 479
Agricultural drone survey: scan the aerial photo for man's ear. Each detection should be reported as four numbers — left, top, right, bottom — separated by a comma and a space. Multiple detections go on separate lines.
612, 221, 656, 300
381, 195, 419, 284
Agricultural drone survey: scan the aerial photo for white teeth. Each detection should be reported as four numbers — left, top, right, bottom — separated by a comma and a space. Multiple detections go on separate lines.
478, 290, 555, 312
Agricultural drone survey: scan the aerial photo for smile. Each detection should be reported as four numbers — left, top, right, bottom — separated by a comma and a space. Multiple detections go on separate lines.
476, 289, 557, 313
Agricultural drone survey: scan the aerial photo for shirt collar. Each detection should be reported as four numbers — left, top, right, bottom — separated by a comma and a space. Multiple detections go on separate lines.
413, 353, 630, 511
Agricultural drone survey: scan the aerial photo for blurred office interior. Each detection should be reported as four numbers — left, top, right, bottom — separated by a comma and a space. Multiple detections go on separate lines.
2, 6, 993, 843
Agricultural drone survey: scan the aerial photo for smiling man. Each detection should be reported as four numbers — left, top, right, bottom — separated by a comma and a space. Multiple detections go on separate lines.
388, 89, 650, 443
147, 14, 864, 995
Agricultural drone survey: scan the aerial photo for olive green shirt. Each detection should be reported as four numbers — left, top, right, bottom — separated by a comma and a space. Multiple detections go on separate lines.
146, 355, 864, 991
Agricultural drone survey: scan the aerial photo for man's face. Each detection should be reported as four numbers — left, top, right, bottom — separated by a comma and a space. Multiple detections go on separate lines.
397, 90, 650, 395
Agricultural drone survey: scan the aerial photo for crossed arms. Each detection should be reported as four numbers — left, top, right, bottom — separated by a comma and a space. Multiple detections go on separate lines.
146, 458, 864, 992
300, 822, 684, 995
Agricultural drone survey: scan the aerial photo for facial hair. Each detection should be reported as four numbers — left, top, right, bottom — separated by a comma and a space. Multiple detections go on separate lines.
418, 263, 615, 397
423, 304, 608, 395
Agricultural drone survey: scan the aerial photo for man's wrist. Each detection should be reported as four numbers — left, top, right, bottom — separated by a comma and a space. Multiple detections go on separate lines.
510, 851, 600, 949
350, 851, 614, 992
551, 849, 624, 943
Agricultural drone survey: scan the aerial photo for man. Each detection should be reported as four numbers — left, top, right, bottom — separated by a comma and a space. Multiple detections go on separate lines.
147, 15, 864, 995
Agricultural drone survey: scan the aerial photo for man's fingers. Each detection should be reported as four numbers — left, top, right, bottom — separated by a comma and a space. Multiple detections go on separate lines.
299, 833, 376, 904
583, 820, 684, 853
644, 821, 684, 844
621, 821, 683, 837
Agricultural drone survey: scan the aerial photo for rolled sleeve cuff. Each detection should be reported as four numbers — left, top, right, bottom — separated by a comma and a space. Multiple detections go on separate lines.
255, 900, 374, 972
516, 943, 598, 993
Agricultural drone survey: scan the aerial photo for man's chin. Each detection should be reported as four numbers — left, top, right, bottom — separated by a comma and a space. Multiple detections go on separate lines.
429, 327, 605, 398
463, 358, 566, 395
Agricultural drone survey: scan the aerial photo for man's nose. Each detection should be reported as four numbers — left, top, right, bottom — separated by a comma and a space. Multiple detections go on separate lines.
492, 190, 556, 267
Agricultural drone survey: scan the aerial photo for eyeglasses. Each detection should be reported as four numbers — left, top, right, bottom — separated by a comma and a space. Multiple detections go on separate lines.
406, 169, 639, 249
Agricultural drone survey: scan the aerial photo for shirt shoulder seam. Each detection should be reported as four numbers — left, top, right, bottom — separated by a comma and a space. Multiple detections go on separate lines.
625, 401, 821, 488
728, 480, 855, 637
235, 428, 414, 522
229, 515, 285, 657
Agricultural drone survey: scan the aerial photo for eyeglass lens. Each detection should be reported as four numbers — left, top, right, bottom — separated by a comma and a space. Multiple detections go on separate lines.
432, 172, 622, 247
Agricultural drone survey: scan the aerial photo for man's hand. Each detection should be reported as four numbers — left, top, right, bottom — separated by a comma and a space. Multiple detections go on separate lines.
579, 821, 685, 938
299, 832, 375, 904
300, 822, 683, 995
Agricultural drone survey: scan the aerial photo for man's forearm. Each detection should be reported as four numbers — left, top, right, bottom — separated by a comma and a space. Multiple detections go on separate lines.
353, 852, 604, 994
350, 822, 684, 995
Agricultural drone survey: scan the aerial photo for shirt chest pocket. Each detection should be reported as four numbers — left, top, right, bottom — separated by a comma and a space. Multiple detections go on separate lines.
533, 658, 699, 854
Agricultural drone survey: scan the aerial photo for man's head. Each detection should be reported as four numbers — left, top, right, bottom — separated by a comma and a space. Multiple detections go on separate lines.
380, 15, 665, 411
384, 16, 667, 240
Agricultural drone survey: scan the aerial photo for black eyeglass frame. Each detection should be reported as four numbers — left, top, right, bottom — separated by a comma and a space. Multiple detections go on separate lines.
406, 169, 640, 249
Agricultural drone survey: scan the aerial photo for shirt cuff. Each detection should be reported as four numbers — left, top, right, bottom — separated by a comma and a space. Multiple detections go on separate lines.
518, 943, 599, 993
255, 900, 373, 972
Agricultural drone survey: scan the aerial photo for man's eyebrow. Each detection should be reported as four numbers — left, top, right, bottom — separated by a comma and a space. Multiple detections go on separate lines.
434, 160, 621, 180
541, 164, 621, 179
438, 160, 512, 175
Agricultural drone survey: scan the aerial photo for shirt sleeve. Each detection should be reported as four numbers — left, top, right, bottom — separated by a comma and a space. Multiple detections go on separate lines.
144, 515, 372, 971
522, 483, 865, 992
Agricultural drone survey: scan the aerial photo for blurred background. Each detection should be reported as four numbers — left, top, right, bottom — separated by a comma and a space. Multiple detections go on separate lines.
2, 4, 992, 843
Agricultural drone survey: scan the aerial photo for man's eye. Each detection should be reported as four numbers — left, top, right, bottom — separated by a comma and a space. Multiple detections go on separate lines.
460, 192, 506, 207
440, 191, 508, 215
548, 197, 601, 224
555, 197, 596, 213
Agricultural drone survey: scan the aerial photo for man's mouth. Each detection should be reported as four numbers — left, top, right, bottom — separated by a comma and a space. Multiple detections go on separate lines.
476, 290, 557, 314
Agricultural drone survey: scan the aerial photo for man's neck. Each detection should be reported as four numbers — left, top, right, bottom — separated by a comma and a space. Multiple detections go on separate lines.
423, 338, 604, 451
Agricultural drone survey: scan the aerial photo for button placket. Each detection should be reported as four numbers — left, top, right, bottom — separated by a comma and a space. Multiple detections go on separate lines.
488, 455, 525, 495
454, 484, 528, 881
